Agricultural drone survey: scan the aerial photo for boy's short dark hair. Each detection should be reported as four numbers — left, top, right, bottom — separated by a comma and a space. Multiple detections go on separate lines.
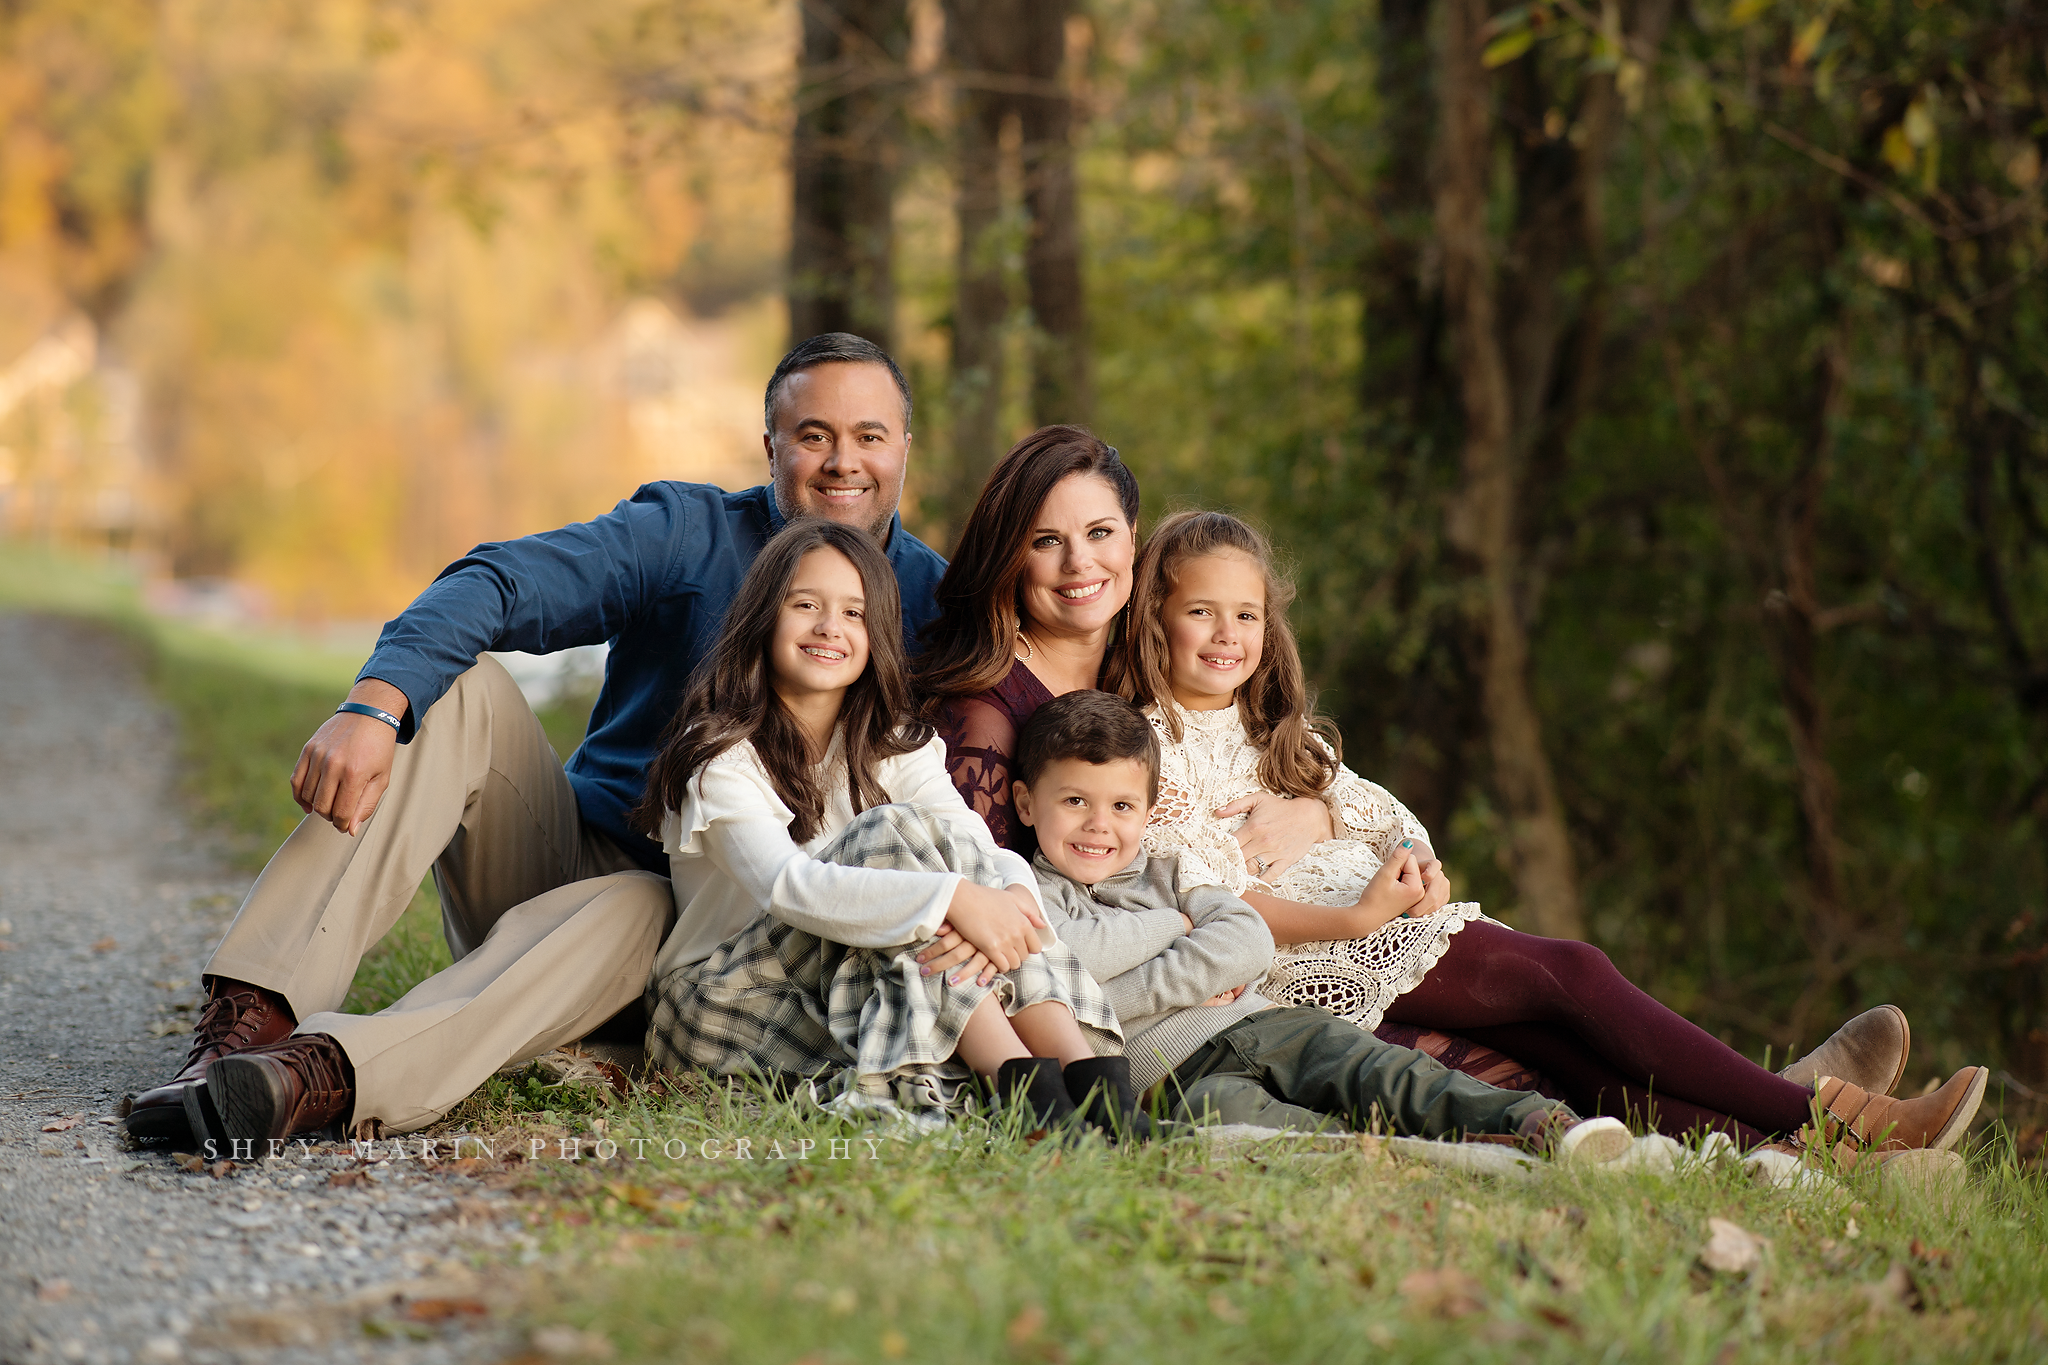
1014, 691, 1161, 806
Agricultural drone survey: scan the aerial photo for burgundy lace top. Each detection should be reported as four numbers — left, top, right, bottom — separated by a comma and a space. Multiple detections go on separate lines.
934, 659, 1056, 856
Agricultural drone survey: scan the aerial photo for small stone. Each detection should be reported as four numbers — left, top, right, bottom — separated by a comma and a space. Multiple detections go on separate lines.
138, 1336, 182, 1364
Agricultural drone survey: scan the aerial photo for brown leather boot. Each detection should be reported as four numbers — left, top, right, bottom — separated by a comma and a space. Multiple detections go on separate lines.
1808, 1067, 1988, 1153
124, 978, 297, 1141
204, 1034, 356, 1143
1781, 1004, 1910, 1095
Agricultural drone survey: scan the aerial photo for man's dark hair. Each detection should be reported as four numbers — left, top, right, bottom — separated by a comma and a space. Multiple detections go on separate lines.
763, 332, 913, 432
1014, 691, 1161, 806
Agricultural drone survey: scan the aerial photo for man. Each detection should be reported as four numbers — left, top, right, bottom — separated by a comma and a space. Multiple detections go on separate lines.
126, 333, 948, 1145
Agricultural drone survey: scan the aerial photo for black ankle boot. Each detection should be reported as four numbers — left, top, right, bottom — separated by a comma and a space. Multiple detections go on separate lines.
993, 1057, 1078, 1133
1062, 1055, 1155, 1142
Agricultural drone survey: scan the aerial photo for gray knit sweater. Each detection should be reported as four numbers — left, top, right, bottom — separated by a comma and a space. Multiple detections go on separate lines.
1032, 851, 1278, 1090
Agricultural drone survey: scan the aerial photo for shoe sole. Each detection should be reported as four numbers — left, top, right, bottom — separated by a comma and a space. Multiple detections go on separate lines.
1877, 1004, 1910, 1097
123, 1095, 193, 1144
206, 1055, 291, 1143
1924, 1066, 1988, 1154
179, 1078, 226, 1153
1559, 1116, 1632, 1165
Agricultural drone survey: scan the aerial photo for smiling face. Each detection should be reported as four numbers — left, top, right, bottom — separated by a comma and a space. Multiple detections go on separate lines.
1018, 473, 1136, 643
765, 362, 910, 539
768, 546, 872, 715
1013, 756, 1154, 887
1161, 549, 1266, 711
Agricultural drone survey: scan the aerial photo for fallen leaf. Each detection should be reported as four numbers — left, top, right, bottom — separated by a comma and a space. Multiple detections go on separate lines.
148, 1018, 193, 1037
1398, 1268, 1486, 1319
0, 940, 14, 951
1006, 1304, 1046, 1346
1868, 1261, 1925, 1312
405, 1298, 488, 1322
1534, 1305, 1580, 1335
208, 1160, 236, 1178
1207, 1292, 1246, 1324
530, 1324, 616, 1358
35, 1278, 72, 1302
91, 936, 117, 952
1699, 1217, 1768, 1277
173, 1152, 207, 1173
41, 1118, 78, 1132
328, 1170, 369, 1188
1909, 1238, 1951, 1268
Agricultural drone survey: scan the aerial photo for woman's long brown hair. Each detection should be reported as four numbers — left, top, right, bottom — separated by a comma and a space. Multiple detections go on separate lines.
914, 424, 1141, 707
633, 520, 932, 844
1105, 509, 1340, 799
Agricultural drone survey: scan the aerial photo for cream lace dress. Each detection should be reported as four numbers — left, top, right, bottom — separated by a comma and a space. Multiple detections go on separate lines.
1140, 701, 1494, 1032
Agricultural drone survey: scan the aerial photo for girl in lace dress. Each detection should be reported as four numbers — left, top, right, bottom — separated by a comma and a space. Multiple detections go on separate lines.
1108, 510, 1958, 1147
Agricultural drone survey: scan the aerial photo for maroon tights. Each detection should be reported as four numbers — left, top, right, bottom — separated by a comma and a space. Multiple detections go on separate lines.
1379, 922, 1814, 1147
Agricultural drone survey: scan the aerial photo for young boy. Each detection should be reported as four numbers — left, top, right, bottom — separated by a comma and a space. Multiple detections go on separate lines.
1005, 690, 1629, 1159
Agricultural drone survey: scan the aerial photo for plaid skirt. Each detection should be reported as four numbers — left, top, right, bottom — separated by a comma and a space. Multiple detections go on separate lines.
646, 803, 1122, 1113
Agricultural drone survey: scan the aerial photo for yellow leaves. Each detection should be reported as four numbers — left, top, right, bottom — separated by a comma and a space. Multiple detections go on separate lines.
1882, 125, 1917, 175
1789, 14, 1830, 67
1482, 29, 1536, 68
2006, 144, 2042, 190
1883, 97, 1940, 188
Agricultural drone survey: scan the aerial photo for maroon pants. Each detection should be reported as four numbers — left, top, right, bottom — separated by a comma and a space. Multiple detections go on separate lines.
1378, 922, 1814, 1146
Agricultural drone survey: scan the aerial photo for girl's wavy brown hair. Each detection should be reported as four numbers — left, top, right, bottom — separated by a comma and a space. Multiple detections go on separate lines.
1105, 509, 1340, 799
633, 519, 931, 844
914, 424, 1140, 707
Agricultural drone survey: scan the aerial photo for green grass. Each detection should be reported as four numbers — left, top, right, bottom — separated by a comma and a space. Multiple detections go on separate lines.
10, 541, 2047, 1362
433, 1079, 2048, 1365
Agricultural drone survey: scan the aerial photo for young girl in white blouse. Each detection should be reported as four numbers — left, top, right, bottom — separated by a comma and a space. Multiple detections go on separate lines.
1107, 509, 1986, 1153
635, 519, 1135, 1134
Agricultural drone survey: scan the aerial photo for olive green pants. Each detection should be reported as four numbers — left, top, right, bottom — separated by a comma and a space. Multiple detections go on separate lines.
1161, 1006, 1565, 1137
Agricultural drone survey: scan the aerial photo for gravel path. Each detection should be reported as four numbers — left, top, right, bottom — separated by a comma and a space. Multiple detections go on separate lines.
0, 615, 527, 1365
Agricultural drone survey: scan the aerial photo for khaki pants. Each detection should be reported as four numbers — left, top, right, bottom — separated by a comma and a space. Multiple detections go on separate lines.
207, 656, 673, 1133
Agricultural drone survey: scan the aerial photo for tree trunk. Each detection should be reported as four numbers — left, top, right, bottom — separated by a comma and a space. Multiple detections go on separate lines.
941, 0, 1024, 513
789, 0, 910, 349
1434, 0, 1585, 940
1769, 340, 1852, 1039
1017, 0, 1091, 428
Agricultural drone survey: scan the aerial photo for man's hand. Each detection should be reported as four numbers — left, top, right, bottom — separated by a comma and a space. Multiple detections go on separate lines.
1198, 984, 1249, 1006
291, 679, 408, 836
1218, 792, 1333, 883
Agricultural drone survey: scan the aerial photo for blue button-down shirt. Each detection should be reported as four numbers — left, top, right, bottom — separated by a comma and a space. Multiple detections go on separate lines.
358, 482, 949, 872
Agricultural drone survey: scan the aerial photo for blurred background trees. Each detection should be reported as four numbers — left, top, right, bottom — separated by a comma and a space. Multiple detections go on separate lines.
2, 0, 2043, 1078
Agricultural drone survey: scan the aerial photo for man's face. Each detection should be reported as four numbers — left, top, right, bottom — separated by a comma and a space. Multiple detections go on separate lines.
765, 362, 910, 540
1014, 756, 1154, 887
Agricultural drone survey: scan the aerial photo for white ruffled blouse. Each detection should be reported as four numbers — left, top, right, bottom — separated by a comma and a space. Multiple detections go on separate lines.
650, 732, 1045, 983
1139, 700, 1490, 1031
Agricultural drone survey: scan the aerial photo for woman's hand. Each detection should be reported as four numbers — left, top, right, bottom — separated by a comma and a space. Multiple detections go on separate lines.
1217, 792, 1333, 884
1415, 855, 1452, 917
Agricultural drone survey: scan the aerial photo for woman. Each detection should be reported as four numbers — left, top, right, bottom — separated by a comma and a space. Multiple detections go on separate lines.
917, 428, 1541, 1093
918, 426, 1333, 868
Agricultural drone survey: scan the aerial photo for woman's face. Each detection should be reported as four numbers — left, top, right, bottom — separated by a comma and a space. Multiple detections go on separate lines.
1161, 549, 1266, 711
1017, 473, 1135, 642
769, 546, 871, 703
